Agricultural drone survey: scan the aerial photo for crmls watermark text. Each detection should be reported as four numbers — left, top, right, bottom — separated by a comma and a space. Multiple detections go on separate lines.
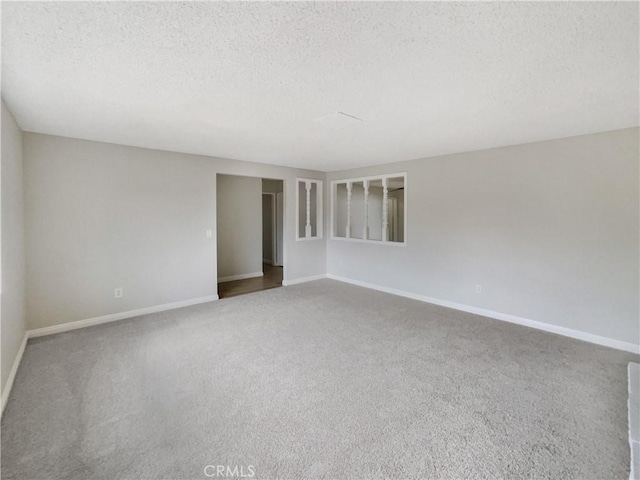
204, 465, 255, 478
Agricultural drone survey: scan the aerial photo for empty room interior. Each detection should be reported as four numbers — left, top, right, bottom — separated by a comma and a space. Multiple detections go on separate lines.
1, 2, 639, 479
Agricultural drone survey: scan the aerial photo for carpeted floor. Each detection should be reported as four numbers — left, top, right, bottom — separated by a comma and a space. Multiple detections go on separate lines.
2, 279, 637, 479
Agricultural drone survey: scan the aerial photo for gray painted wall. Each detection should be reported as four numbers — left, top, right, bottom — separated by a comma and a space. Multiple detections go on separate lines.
262, 179, 283, 194
1, 100, 27, 395
217, 174, 262, 279
12, 126, 640, 349
327, 128, 640, 346
23, 133, 325, 329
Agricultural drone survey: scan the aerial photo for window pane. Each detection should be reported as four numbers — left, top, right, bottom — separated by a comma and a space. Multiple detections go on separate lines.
332, 174, 406, 244
298, 181, 306, 237
368, 179, 383, 241
309, 182, 317, 237
298, 180, 321, 238
387, 176, 405, 243
335, 183, 348, 237
350, 182, 364, 239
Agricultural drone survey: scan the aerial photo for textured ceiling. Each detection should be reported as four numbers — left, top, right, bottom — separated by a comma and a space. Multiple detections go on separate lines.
2, 2, 638, 171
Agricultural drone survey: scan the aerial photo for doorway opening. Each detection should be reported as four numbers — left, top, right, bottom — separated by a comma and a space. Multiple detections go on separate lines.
217, 175, 284, 299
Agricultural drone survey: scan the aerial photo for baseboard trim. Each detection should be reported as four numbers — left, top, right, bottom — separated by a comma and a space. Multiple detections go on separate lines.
218, 271, 263, 283
1, 332, 28, 414
28, 294, 220, 339
326, 274, 640, 354
283, 274, 327, 286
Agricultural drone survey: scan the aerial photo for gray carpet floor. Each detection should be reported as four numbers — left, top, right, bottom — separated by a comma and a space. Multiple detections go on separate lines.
1, 279, 638, 479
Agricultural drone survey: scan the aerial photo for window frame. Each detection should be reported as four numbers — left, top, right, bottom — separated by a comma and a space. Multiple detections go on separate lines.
330, 172, 407, 247
295, 178, 324, 241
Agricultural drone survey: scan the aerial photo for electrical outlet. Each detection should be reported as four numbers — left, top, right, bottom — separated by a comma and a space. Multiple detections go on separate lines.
206, 229, 212, 238
476, 285, 482, 294
114, 288, 123, 298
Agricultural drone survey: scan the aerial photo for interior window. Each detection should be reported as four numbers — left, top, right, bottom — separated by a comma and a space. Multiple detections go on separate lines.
296, 178, 323, 240
331, 173, 406, 245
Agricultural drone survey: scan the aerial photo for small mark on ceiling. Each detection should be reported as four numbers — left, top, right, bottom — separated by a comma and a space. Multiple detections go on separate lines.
314, 111, 363, 129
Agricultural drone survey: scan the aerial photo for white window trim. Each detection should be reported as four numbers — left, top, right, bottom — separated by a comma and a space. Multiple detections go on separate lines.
295, 178, 323, 241
330, 172, 407, 247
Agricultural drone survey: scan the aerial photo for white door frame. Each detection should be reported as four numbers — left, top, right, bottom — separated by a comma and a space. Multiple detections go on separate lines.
216, 174, 287, 285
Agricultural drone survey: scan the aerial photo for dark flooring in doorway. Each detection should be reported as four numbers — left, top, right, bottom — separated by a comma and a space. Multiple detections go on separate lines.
218, 263, 283, 299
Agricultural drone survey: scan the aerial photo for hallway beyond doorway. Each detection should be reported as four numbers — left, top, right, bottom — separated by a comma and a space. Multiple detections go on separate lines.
218, 263, 283, 299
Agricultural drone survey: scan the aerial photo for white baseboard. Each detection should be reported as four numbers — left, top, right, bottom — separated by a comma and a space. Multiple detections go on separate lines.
283, 274, 327, 286
28, 294, 219, 339
218, 271, 263, 283
1, 332, 28, 414
327, 274, 640, 354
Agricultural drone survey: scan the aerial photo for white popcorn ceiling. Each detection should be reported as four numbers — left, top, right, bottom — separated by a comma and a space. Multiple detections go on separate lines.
2, 1, 638, 171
